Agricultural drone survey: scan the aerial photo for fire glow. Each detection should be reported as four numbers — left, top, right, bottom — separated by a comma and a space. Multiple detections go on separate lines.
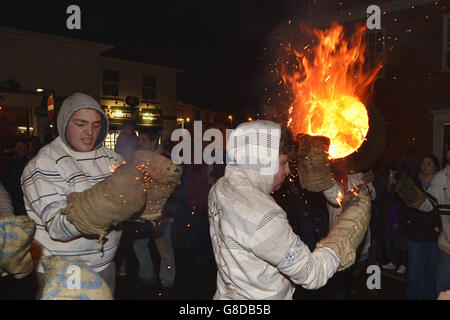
282, 23, 382, 159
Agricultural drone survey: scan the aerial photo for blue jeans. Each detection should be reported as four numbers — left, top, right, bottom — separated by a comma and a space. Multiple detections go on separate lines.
133, 222, 175, 287
436, 248, 450, 295
406, 240, 438, 300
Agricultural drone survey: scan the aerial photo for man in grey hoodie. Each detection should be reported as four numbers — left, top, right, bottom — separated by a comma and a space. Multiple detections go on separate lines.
22, 92, 146, 298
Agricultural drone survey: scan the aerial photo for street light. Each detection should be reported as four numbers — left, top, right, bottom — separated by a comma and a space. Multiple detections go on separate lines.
178, 117, 191, 129
228, 115, 233, 127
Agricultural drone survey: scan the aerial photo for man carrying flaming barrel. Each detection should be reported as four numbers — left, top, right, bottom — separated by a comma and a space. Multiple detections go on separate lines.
208, 121, 372, 299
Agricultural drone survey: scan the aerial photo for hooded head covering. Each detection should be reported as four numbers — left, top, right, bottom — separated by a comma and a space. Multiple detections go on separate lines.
209, 120, 295, 299
225, 120, 281, 194
57, 93, 109, 151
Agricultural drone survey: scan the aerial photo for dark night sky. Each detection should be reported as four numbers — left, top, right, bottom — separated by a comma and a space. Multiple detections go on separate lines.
0, 0, 310, 120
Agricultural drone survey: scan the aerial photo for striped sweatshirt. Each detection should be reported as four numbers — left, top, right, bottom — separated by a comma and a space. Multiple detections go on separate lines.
419, 165, 450, 255
209, 121, 340, 300
21, 137, 124, 272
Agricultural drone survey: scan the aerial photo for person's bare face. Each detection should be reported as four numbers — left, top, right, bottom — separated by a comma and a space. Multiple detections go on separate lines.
138, 134, 152, 150
13, 142, 27, 158
272, 154, 291, 192
66, 109, 102, 152
421, 157, 437, 176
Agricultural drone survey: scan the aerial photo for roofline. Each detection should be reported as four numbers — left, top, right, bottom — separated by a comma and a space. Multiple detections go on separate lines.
0, 26, 114, 52
177, 100, 218, 116
100, 56, 183, 73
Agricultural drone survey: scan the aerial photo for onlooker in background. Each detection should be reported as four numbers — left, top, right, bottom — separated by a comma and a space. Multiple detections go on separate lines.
0, 182, 14, 218
441, 149, 449, 169
0, 144, 10, 180
138, 130, 162, 154
114, 120, 139, 164
399, 148, 421, 179
114, 129, 155, 279
161, 139, 174, 159
27, 136, 42, 160
399, 154, 441, 299
131, 131, 178, 289
2, 140, 29, 215
382, 195, 408, 274
183, 160, 212, 263
395, 147, 450, 296
369, 162, 391, 266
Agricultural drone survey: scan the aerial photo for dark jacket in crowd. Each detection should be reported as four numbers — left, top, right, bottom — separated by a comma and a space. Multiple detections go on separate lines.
2, 156, 28, 215
398, 174, 441, 242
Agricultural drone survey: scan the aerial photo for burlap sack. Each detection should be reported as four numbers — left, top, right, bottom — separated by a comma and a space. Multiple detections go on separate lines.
437, 290, 450, 300
40, 256, 112, 300
61, 164, 146, 237
140, 181, 178, 220
395, 174, 427, 209
316, 187, 371, 271
0, 215, 36, 279
134, 150, 182, 221
296, 134, 334, 192
135, 150, 183, 184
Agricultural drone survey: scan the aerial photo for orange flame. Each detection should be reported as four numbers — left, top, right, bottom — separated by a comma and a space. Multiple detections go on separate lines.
337, 190, 344, 206
282, 23, 382, 159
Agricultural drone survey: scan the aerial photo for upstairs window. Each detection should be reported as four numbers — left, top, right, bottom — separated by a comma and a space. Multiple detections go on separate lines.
143, 75, 157, 101
102, 69, 119, 96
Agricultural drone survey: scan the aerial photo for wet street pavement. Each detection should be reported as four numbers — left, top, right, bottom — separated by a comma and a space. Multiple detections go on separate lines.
115, 246, 218, 300
114, 244, 407, 300
1, 244, 407, 300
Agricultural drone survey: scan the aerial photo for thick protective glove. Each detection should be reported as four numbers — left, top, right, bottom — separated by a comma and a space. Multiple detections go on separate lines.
134, 150, 182, 220
61, 164, 146, 237
438, 290, 450, 300
296, 134, 334, 192
0, 215, 36, 279
394, 174, 426, 209
40, 256, 112, 300
341, 189, 360, 212
316, 186, 371, 271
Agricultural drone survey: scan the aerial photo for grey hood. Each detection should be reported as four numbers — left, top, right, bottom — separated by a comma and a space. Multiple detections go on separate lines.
225, 120, 281, 194
57, 93, 109, 150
